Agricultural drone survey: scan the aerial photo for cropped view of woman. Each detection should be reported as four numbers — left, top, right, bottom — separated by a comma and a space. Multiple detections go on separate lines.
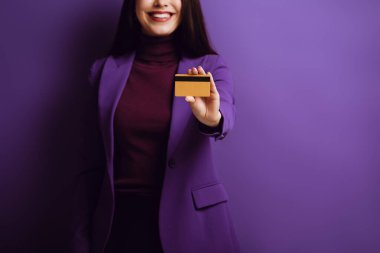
88, 0, 240, 252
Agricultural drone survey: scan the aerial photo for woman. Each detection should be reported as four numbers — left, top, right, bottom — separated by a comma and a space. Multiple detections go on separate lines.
87, 0, 239, 252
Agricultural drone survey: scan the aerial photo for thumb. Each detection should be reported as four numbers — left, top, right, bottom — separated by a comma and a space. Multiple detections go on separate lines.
185, 96, 195, 103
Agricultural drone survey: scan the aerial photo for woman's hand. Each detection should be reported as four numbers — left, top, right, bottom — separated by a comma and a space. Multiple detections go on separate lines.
185, 66, 221, 127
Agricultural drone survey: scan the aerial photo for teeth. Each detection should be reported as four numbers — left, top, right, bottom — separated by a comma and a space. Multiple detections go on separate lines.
151, 13, 170, 18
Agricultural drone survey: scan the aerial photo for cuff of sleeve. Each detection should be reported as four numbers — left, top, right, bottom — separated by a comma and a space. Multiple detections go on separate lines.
198, 112, 225, 140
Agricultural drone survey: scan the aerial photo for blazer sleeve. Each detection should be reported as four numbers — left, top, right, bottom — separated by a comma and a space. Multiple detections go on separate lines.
197, 54, 236, 141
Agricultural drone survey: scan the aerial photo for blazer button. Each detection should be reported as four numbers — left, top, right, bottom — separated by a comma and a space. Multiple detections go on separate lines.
168, 159, 176, 169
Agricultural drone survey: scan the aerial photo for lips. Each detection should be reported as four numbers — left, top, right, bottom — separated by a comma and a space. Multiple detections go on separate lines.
148, 11, 174, 18
148, 11, 174, 16
148, 11, 174, 22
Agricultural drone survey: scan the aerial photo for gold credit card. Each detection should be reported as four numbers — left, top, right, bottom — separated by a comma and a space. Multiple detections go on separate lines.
174, 74, 210, 97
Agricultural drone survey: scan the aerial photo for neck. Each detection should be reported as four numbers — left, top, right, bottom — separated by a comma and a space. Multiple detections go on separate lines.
135, 30, 180, 63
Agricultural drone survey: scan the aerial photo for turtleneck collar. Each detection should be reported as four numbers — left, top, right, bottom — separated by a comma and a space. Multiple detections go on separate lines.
135, 30, 180, 64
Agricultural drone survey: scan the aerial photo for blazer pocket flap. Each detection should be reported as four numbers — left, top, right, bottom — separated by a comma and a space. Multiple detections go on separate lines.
191, 183, 229, 209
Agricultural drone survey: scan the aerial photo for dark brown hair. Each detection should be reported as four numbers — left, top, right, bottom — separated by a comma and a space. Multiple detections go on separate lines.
108, 0, 218, 58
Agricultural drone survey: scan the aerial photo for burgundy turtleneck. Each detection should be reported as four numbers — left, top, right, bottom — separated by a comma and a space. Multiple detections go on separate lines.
113, 32, 180, 197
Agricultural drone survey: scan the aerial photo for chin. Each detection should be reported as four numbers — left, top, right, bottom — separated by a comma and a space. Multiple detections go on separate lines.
150, 30, 174, 37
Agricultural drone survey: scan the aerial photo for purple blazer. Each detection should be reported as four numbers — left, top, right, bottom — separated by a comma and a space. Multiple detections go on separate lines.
88, 51, 240, 253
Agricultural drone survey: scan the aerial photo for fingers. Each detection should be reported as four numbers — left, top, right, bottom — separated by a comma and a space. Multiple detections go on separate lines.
207, 71, 219, 95
188, 66, 206, 75
187, 66, 218, 96
185, 96, 195, 103
188, 67, 199, 75
197, 66, 206, 75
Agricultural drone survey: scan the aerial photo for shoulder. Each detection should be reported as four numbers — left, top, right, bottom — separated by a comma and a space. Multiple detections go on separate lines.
202, 54, 228, 66
200, 54, 232, 81
200, 54, 230, 74
88, 56, 108, 87
90, 57, 108, 75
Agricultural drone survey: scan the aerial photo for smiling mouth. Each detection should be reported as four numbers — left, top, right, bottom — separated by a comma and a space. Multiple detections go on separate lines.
148, 12, 174, 22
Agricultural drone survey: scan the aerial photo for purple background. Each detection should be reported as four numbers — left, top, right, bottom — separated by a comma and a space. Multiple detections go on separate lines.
1, 0, 379, 252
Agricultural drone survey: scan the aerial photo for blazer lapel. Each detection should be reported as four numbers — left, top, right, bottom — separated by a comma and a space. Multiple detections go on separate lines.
98, 51, 136, 174
98, 52, 203, 171
166, 56, 203, 159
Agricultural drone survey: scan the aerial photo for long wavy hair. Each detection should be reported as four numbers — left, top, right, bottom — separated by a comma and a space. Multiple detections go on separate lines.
108, 0, 218, 58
